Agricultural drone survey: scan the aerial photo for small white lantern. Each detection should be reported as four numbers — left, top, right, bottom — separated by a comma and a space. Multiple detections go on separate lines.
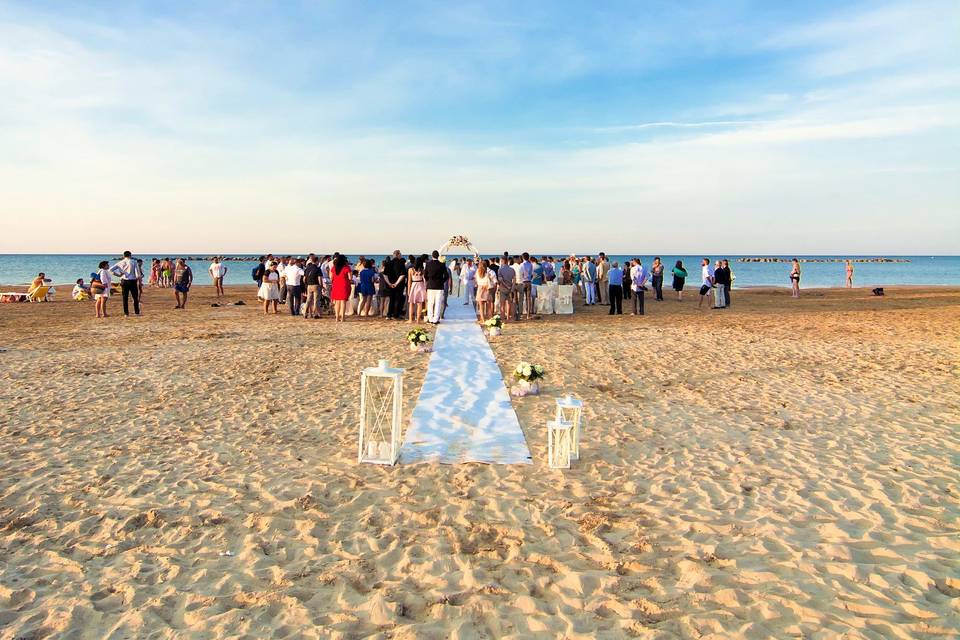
547, 419, 574, 469
555, 394, 584, 460
358, 359, 404, 465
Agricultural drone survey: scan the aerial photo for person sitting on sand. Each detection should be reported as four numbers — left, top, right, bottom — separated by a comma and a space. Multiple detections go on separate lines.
72, 279, 90, 301
174, 258, 193, 309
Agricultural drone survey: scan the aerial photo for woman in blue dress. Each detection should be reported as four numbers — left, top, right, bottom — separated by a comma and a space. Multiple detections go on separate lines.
357, 259, 378, 318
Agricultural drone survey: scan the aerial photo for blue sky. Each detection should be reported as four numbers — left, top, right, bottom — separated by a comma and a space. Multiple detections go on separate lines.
1, 0, 958, 254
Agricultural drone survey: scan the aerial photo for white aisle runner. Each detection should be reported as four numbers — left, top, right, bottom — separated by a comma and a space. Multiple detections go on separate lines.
400, 295, 532, 464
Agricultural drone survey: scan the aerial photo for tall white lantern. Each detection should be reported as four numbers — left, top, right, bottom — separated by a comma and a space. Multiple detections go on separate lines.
358, 359, 404, 465
547, 419, 574, 469
555, 394, 584, 460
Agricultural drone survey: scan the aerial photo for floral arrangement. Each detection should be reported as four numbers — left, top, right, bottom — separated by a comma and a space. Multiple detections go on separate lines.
406, 328, 431, 345
484, 315, 503, 329
513, 361, 545, 383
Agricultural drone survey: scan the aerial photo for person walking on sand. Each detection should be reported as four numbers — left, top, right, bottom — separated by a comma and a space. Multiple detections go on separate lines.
697, 258, 714, 310
672, 260, 687, 301
607, 261, 623, 315
173, 258, 193, 309
94, 260, 111, 318
259, 261, 281, 314
790, 258, 801, 298
208, 257, 226, 298
111, 250, 143, 316
845, 260, 854, 288
425, 250, 449, 324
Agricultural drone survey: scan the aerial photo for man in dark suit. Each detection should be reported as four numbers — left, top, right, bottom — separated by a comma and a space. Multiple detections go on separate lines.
424, 250, 449, 323
385, 250, 407, 319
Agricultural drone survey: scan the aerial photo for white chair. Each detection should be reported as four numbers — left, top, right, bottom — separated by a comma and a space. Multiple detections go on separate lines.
555, 285, 574, 314
534, 285, 554, 314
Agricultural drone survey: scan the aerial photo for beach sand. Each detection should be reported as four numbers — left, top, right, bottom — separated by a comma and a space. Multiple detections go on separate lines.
1, 285, 958, 638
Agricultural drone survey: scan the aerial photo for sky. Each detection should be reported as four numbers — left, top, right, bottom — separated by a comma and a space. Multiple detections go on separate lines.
0, 0, 958, 255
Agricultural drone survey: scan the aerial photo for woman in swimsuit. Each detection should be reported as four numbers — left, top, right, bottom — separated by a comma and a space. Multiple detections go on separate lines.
790, 258, 801, 298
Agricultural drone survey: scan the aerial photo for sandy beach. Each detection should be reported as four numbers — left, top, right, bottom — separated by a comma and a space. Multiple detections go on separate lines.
1, 285, 958, 639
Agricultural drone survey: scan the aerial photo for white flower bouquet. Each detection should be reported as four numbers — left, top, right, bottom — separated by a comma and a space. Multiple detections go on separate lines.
406, 327, 432, 352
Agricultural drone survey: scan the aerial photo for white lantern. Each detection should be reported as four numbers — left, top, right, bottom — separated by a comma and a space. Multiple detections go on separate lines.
358, 359, 404, 465
555, 394, 584, 460
547, 419, 574, 469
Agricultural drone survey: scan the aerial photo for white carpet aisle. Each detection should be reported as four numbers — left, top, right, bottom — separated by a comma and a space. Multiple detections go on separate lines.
400, 295, 532, 465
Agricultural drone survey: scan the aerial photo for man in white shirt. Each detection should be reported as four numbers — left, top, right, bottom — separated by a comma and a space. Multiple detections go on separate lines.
285, 259, 305, 316
462, 259, 476, 307
698, 257, 715, 310
208, 257, 228, 298
110, 250, 143, 316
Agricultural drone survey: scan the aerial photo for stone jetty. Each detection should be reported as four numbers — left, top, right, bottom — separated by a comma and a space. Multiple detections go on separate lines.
737, 257, 910, 263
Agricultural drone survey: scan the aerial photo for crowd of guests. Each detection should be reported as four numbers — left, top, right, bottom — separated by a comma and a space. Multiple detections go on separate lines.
75, 251, 825, 321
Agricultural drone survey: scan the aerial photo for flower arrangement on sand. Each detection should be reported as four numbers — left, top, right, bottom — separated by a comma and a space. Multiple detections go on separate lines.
511, 361, 545, 396
484, 315, 503, 336
406, 328, 432, 353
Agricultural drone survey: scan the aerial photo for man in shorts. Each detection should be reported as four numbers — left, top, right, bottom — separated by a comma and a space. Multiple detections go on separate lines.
174, 258, 193, 309
698, 257, 714, 310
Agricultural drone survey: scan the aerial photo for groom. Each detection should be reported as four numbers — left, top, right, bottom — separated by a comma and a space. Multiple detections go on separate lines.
424, 250, 449, 324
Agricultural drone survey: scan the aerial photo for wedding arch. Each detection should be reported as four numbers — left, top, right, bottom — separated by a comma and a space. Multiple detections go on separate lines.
438, 235, 480, 260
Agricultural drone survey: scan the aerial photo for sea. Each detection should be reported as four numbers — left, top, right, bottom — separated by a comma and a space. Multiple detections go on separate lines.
2, 254, 959, 289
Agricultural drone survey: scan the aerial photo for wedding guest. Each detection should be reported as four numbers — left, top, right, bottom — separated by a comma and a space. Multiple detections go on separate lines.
462, 259, 477, 308
672, 260, 687, 301
790, 258, 801, 298
357, 259, 377, 318
252, 256, 266, 289
475, 259, 495, 323
330, 254, 351, 322
111, 250, 143, 316
497, 256, 515, 321
651, 257, 664, 301
303, 256, 322, 319
542, 257, 555, 282
630, 259, 647, 315
259, 261, 281, 314
845, 260, 854, 288
597, 253, 609, 304
519, 253, 533, 318
378, 258, 391, 318
408, 256, 427, 323
94, 260, 111, 318
607, 261, 623, 315
425, 250, 448, 323
173, 258, 193, 309
582, 257, 597, 305
385, 251, 407, 319
698, 258, 714, 310
559, 260, 573, 285
283, 258, 303, 316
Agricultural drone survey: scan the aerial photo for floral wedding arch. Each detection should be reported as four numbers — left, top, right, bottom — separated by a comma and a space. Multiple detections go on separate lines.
438, 235, 480, 260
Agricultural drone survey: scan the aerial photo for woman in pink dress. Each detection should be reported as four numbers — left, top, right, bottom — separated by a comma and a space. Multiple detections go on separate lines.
407, 256, 427, 323
330, 255, 352, 322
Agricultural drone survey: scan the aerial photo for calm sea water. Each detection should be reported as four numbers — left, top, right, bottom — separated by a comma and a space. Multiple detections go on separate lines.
1, 254, 958, 288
